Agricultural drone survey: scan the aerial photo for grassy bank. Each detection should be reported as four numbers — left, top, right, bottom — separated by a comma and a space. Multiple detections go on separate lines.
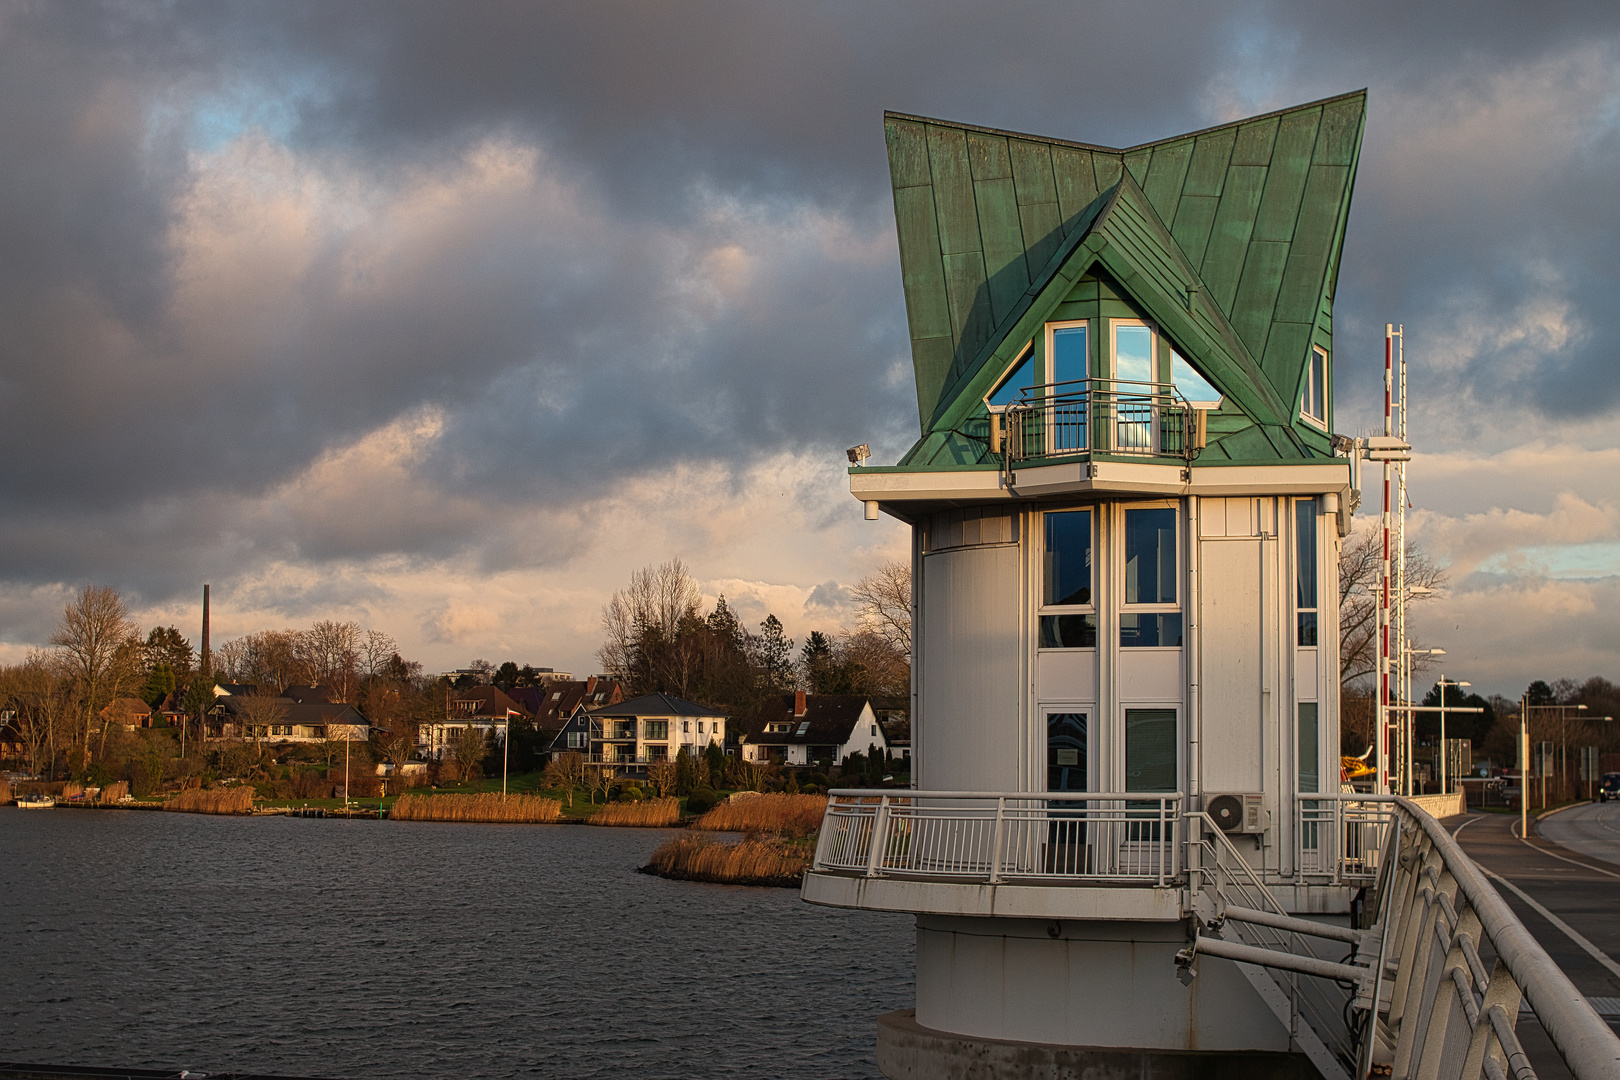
390, 792, 562, 823
644, 835, 810, 887
586, 798, 682, 827
692, 793, 827, 837
165, 787, 254, 814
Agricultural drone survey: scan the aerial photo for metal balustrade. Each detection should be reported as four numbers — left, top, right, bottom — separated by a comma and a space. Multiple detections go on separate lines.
810, 790, 1620, 1079
1001, 378, 1196, 466
814, 790, 1183, 886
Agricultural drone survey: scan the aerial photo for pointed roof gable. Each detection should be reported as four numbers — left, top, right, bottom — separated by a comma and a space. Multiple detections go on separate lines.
886, 91, 1365, 439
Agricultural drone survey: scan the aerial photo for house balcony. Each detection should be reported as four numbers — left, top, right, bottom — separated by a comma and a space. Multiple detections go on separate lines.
801, 791, 1393, 922
1001, 378, 1199, 470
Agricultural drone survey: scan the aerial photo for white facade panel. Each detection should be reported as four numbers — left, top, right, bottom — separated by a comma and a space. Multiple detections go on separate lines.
1035, 649, 1096, 701
1199, 538, 1265, 793
1117, 649, 1182, 701
919, 543, 1022, 792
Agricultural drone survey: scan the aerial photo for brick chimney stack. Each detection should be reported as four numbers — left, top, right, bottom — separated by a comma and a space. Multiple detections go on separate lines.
586, 675, 597, 694
795, 690, 807, 717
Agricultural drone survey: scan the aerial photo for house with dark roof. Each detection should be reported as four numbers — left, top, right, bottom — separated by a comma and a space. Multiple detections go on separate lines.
100, 697, 155, 732
511, 676, 624, 732
421, 684, 529, 760
584, 692, 727, 775
213, 685, 370, 742
740, 692, 889, 768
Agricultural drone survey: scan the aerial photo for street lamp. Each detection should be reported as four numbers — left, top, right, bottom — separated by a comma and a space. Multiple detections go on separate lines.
1434, 677, 1470, 797
1395, 647, 1446, 795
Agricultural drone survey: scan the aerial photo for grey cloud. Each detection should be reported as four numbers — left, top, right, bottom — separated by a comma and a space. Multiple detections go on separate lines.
4, 1, 1620, 619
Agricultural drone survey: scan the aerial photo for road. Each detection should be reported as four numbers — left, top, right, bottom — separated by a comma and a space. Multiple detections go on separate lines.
1453, 804, 1620, 1079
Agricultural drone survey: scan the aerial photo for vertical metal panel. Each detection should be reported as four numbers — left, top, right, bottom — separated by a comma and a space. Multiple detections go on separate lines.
1050, 144, 1101, 231
1199, 165, 1266, 312
1252, 109, 1321, 242
1009, 138, 1064, 275
920, 544, 1023, 792
1230, 239, 1290, 360
1199, 538, 1265, 792
1143, 139, 1193, 223
927, 125, 982, 256
1229, 117, 1280, 166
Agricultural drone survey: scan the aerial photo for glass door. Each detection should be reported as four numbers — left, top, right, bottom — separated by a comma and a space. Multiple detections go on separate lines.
1045, 710, 1090, 874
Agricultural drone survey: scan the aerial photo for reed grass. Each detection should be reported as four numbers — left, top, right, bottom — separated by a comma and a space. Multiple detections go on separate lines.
165, 787, 254, 814
645, 835, 809, 886
692, 793, 827, 837
587, 797, 681, 827
389, 792, 562, 823
0, 779, 11, 803
99, 781, 129, 804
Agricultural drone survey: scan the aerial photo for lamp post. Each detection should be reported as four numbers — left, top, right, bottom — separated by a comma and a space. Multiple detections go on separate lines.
1397, 647, 1445, 795
1434, 676, 1470, 796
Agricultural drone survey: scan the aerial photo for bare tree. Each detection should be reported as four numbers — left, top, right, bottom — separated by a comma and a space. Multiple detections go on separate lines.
361, 629, 399, 679
544, 750, 587, 806
1338, 527, 1447, 691
852, 561, 912, 660
585, 763, 618, 805
647, 758, 677, 798
51, 585, 139, 771
375, 716, 418, 780
297, 620, 361, 701
450, 725, 485, 783
232, 688, 290, 742
596, 558, 701, 687
1, 652, 73, 776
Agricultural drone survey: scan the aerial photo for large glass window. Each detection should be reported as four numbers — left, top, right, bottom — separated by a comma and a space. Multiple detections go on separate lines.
987, 346, 1036, 410
1043, 510, 1092, 606
1125, 708, 1177, 792
1047, 712, 1088, 792
1119, 613, 1183, 647
1171, 350, 1222, 407
1040, 614, 1098, 648
1296, 499, 1318, 647
1298, 703, 1320, 793
1049, 323, 1089, 385
1124, 508, 1176, 605
1113, 322, 1155, 384
644, 719, 669, 740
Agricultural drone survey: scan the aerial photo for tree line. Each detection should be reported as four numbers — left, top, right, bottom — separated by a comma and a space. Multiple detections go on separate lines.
594, 557, 911, 718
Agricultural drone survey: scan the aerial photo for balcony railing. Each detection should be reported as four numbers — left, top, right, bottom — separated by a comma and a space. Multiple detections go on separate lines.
813, 790, 1184, 886
1001, 378, 1198, 466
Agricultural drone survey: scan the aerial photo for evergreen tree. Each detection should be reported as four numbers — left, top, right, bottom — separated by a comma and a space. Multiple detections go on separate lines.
756, 614, 795, 691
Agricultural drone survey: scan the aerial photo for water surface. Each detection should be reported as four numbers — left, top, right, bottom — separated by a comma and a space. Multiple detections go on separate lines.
0, 808, 913, 1079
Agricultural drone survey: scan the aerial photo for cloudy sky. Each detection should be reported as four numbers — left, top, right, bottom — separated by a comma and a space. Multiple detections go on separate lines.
0, 1, 1616, 696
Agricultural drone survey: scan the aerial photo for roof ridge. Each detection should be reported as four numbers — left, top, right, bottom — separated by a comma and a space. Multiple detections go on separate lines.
882, 89, 1367, 154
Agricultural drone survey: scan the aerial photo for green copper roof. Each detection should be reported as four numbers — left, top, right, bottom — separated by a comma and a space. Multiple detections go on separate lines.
885, 92, 1365, 465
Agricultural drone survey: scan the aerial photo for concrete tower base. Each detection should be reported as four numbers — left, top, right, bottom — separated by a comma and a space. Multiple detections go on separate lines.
876, 1010, 1322, 1080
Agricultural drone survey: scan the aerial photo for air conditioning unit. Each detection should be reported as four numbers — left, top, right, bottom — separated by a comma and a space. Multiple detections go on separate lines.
1206, 792, 1270, 835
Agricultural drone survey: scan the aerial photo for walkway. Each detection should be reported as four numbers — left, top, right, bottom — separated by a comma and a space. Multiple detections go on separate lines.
1453, 805, 1620, 1079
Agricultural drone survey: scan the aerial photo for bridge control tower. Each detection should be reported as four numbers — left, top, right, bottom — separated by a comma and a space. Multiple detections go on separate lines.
806, 92, 1370, 1077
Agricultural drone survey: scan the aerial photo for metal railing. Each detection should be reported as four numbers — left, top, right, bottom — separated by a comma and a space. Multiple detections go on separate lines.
1368, 797, 1620, 1080
814, 790, 1183, 886
1297, 794, 1400, 884
1001, 378, 1196, 466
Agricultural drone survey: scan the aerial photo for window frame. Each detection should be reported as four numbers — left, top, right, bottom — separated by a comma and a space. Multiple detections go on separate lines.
1109, 318, 1159, 387
1301, 346, 1328, 427
1043, 319, 1091, 390
1037, 508, 1098, 651
1119, 503, 1183, 649
1295, 497, 1319, 648
984, 340, 1038, 414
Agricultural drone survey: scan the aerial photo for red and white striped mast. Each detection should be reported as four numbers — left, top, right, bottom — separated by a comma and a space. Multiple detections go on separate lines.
1377, 325, 1395, 795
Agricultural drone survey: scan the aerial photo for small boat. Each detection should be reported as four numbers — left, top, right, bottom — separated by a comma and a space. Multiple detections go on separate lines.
16, 794, 56, 809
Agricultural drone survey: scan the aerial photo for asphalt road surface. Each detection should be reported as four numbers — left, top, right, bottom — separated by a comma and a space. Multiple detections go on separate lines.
1539, 801, 1620, 869
1453, 806, 1620, 1080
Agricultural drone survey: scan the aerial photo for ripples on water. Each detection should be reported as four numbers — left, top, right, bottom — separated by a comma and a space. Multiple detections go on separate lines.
0, 808, 914, 1079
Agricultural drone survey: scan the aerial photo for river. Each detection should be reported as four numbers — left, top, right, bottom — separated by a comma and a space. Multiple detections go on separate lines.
0, 808, 914, 1079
